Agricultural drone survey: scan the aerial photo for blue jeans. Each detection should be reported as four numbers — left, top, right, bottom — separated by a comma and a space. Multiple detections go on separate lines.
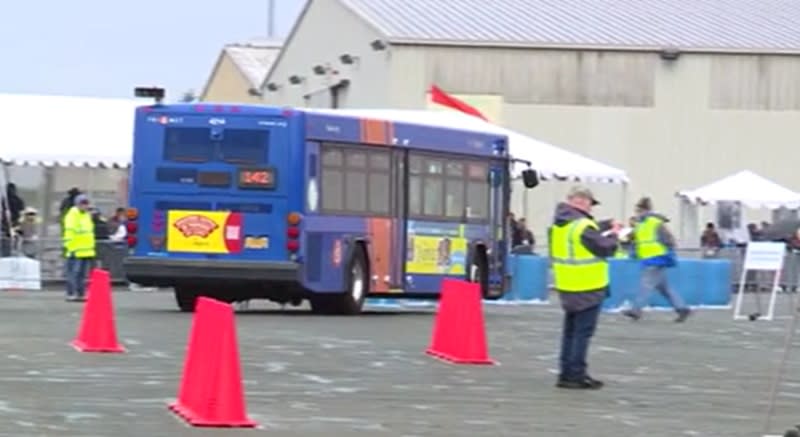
66, 257, 92, 297
559, 304, 601, 381
631, 265, 687, 313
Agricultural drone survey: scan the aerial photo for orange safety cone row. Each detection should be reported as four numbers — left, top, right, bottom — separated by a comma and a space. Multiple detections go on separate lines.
168, 297, 257, 428
71, 268, 125, 353
426, 278, 495, 365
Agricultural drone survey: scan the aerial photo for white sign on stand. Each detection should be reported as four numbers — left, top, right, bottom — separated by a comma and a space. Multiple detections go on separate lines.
733, 242, 785, 321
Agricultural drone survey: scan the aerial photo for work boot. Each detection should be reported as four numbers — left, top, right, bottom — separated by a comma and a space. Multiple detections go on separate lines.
556, 375, 604, 390
675, 308, 692, 323
622, 309, 641, 321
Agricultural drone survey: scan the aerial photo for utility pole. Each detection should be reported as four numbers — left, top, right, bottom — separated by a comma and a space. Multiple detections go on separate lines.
267, 0, 275, 38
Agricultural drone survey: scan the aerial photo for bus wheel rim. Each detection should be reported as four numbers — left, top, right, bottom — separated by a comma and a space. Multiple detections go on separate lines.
351, 263, 364, 301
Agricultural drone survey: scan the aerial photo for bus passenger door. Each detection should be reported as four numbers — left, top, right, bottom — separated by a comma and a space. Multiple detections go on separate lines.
390, 149, 406, 291
486, 160, 509, 297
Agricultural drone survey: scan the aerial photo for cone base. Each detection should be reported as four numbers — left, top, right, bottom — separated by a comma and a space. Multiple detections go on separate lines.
70, 340, 125, 353
168, 402, 258, 428
425, 348, 495, 365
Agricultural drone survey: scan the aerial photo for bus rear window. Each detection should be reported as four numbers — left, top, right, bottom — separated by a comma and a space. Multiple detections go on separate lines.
164, 128, 214, 162
221, 129, 269, 164
162, 127, 269, 164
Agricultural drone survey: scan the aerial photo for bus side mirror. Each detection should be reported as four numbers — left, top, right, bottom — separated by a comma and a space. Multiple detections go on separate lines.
522, 169, 539, 189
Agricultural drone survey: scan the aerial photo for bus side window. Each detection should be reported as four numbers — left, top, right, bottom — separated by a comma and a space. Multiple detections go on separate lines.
422, 159, 444, 217
466, 162, 489, 220
445, 161, 465, 218
321, 148, 345, 210
408, 155, 423, 216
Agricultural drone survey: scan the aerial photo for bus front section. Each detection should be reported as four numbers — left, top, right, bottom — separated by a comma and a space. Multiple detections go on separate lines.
123, 104, 306, 311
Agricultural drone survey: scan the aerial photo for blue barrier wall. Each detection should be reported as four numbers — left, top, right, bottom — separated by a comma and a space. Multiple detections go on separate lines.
605, 258, 732, 311
504, 255, 550, 302
368, 255, 732, 310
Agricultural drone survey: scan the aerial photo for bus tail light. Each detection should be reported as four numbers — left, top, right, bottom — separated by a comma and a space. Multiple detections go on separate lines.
126, 207, 139, 248
286, 211, 302, 254
287, 212, 302, 226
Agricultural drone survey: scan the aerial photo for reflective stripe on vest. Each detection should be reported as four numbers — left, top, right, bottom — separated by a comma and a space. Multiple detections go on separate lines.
550, 218, 609, 292
634, 215, 668, 260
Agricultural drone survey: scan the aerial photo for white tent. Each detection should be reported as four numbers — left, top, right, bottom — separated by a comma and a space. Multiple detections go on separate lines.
307, 108, 629, 184
676, 170, 800, 244
677, 170, 800, 209
0, 93, 140, 168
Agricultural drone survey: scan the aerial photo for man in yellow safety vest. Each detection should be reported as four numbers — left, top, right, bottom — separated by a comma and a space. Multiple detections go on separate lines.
62, 194, 96, 302
623, 197, 691, 322
549, 186, 621, 390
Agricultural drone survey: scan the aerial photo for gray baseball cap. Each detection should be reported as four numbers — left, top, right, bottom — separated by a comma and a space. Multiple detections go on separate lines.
567, 185, 600, 206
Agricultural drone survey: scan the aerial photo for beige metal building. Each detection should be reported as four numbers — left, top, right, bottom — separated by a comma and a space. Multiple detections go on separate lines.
201, 39, 282, 103
260, 0, 800, 242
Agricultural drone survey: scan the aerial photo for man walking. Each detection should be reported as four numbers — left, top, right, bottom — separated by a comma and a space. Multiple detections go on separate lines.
623, 197, 691, 322
550, 186, 621, 390
62, 194, 95, 302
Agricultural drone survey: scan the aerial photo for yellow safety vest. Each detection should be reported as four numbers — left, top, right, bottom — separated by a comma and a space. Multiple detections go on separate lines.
634, 215, 668, 260
550, 218, 609, 292
63, 207, 96, 258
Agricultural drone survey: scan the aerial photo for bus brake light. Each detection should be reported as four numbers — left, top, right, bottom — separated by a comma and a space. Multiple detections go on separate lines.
127, 235, 138, 247
286, 240, 300, 252
287, 227, 300, 239
126, 221, 138, 233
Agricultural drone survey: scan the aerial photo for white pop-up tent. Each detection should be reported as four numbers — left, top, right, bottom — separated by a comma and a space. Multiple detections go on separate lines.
310, 108, 629, 184
678, 170, 800, 208
676, 170, 800, 243
0, 93, 140, 167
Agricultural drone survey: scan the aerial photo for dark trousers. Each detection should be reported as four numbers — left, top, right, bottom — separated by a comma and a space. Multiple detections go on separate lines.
559, 304, 601, 381
66, 257, 93, 297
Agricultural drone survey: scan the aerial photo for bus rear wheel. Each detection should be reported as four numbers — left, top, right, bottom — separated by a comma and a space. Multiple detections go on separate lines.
309, 247, 368, 315
174, 287, 197, 312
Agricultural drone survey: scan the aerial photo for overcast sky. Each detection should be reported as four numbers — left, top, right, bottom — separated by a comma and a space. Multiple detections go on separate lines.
0, 0, 306, 99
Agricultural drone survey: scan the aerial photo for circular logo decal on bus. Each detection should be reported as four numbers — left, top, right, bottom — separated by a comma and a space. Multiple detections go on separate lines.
307, 178, 319, 212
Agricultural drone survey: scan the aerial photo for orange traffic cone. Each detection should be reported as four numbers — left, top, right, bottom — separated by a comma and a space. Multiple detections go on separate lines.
426, 278, 494, 365
71, 268, 125, 353
169, 297, 257, 427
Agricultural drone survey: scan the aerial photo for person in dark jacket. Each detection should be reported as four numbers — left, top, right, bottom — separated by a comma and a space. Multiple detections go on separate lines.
549, 186, 620, 390
1, 183, 25, 257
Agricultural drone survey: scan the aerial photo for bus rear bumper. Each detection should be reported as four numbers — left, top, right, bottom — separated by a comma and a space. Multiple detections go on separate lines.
124, 257, 299, 285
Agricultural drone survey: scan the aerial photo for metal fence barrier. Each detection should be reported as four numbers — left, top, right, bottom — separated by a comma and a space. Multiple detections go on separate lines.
0, 237, 129, 285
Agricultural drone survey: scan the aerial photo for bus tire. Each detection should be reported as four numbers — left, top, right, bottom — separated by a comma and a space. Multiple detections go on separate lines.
467, 246, 490, 299
309, 246, 368, 315
174, 287, 197, 312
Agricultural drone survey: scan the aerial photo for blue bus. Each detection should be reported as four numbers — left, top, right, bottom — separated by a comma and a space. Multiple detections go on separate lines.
124, 93, 535, 314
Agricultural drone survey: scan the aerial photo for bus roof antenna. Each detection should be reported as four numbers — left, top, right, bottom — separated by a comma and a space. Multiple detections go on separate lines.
134, 86, 165, 104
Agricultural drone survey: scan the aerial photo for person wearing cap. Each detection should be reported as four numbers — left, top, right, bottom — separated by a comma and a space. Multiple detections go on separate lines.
623, 197, 691, 322
549, 186, 621, 390
62, 194, 95, 302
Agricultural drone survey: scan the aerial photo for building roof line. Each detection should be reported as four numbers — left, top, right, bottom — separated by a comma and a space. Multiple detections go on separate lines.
387, 39, 800, 56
